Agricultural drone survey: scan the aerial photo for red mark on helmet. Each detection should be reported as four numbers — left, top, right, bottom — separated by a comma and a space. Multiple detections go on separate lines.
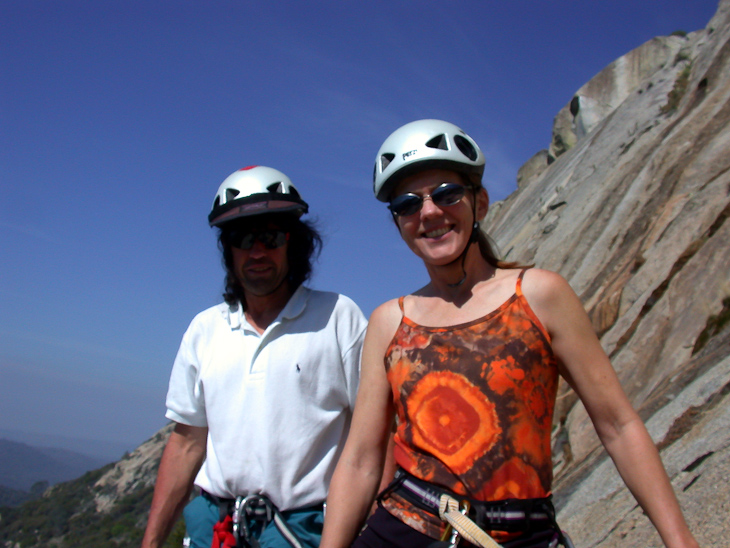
239, 166, 259, 171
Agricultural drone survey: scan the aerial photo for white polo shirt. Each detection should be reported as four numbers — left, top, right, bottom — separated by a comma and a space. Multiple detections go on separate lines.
165, 286, 367, 510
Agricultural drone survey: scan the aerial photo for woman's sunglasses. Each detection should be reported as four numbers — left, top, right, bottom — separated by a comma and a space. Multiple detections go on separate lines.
226, 229, 289, 250
388, 182, 467, 217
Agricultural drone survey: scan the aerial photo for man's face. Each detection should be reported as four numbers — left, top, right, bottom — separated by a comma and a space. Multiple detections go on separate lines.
227, 220, 290, 298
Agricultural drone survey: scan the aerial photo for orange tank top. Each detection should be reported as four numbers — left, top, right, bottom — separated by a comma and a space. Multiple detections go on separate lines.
381, 270, 559, 539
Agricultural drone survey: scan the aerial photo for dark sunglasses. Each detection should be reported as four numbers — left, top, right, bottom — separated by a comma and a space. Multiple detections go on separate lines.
388, 182, 467, 217
226, 229, 289, 250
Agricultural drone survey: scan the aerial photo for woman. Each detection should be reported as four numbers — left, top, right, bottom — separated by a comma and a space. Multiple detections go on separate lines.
320, 120, 698, 548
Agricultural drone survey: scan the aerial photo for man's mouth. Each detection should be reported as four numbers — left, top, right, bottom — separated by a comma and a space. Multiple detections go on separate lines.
245, 262, 274, 274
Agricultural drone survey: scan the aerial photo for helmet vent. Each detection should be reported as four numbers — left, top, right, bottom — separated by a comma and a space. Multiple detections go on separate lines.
454, 135, 477, 161
426, 134, 448, 151
380, 153, 395, 172
267, 182, 284, 193
225, 188, 240, 201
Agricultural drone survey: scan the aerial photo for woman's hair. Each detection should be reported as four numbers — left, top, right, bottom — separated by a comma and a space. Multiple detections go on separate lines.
475, 229, 528, 269
217, 213, 323, 308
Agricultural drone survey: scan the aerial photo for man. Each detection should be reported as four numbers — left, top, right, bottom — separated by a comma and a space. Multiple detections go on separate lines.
141, 166, 368, 548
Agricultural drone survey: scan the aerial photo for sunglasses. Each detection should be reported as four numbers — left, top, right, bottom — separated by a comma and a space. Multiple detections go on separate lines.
226, 229, 289, 250
388, 182, 467, 217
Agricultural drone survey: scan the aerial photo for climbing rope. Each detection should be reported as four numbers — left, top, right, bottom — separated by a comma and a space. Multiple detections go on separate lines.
439, 494, 503, 548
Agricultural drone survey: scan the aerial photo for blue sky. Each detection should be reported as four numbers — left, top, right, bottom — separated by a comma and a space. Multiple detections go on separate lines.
0, 0, 720, 461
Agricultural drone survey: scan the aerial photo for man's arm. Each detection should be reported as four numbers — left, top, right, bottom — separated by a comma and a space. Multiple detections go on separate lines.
141, 422, 208, 548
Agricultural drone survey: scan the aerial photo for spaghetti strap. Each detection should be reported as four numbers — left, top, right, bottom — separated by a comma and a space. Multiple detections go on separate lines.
398, 296, 406, 315
515, 269, 527, 297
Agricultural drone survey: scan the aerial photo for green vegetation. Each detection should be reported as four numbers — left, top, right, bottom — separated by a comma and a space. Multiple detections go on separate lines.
660, 63, 692, 114
165, 519, 188, 548
0, 485, 35, 507
0, 461, 186, 548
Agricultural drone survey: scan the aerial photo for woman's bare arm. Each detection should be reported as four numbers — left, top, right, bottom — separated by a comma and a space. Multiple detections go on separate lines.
321, 301, 401, 548
523, 269, 698, 548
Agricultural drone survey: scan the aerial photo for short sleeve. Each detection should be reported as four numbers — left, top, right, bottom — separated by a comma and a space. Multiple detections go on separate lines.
165, 320, 208, 427
336, 295, 368, 409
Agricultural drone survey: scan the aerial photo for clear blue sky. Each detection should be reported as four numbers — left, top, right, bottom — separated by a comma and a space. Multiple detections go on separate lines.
0, 0, 720, 459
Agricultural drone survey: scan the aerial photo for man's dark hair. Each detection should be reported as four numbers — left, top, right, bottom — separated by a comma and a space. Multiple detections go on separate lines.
217, 213, 323, 308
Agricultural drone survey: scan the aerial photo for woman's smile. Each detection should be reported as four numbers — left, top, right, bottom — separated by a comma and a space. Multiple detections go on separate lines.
422, 226, 453, 239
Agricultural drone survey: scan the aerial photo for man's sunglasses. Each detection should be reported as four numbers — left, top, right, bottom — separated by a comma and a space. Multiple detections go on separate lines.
388, 182, 467, 217
226, 229, 289, 250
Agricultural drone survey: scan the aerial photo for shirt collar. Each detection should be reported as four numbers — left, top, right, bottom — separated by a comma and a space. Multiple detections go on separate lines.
279, 284, 309, 321
227, 285, 310, 329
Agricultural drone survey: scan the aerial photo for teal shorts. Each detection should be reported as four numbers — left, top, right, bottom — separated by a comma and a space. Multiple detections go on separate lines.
182, 494, 217, 548
183, 494, 324, 548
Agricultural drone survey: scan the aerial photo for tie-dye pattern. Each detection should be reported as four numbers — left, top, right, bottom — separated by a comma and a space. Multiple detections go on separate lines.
381, 270, 559, 540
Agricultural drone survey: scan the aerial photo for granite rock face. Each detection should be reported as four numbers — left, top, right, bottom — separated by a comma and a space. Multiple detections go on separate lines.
484, 1, 730, 546
93, 423, 172, 513
548, 35, 688, 160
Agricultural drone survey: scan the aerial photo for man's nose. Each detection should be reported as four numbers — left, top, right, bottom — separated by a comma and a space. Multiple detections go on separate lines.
248, 238, 269, 256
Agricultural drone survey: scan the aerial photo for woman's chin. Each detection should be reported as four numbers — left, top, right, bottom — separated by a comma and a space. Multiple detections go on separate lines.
420, 251, 464, 268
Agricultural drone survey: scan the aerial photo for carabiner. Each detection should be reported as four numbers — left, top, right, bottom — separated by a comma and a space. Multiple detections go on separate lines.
231, 496, 244, 540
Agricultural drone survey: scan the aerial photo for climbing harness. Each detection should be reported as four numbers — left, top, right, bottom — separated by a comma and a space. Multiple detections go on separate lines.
205, 492, 307, 548
383, 469, 575, 548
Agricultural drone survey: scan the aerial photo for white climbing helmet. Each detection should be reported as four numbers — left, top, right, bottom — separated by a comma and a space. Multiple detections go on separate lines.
373, 119, 486, 202
208, 166, 309, 227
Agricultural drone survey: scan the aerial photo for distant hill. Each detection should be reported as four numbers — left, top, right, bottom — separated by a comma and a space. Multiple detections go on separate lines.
0, 438, 108, 493
0, 427, 136, 463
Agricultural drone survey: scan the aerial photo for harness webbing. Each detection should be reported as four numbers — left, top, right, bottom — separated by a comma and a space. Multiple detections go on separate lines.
382, 470, 573, 548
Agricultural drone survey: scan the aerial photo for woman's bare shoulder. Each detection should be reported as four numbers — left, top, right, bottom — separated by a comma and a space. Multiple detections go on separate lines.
521, 268, 574, 301
370, 297, 402, 318
366, 298, 404, 342
521, 268, 585, 327
521, 267, 598, 348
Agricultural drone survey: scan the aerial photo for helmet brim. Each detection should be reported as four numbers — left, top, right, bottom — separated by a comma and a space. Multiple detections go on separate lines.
377, 159, 483, 202
209, 193, 309, 226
